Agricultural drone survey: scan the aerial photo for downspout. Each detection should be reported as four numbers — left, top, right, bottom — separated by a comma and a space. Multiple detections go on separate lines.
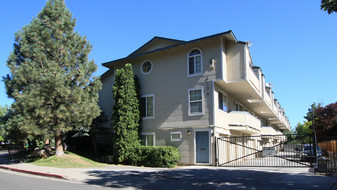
212, 80, 216, 127
220, 37, 224, 81
211, 80, 217, 166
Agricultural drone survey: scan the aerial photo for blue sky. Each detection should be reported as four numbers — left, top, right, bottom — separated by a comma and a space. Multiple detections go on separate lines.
0, 0, 336, 129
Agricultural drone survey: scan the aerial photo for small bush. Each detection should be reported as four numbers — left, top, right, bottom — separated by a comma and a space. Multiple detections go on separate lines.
129, 146, 180, 168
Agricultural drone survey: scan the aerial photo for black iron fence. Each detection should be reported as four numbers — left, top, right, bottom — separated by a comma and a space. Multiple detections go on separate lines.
215, 134, 312, 167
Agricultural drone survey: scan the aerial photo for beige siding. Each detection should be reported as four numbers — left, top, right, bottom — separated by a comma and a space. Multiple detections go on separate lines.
214, 86, 229, 129
219, 38, 227, 81
148, 128, 194, 165
226, 42, 245, 82
98, 72, 114, 128
126, 38, 222, 131
99, 38, 223, 165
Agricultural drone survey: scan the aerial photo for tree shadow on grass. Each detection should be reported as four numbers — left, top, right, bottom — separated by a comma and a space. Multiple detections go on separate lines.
84, 168, 337, 190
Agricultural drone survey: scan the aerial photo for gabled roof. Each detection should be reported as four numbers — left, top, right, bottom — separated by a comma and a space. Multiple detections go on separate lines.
128, 36, 186, 57
102, 30, 237, 68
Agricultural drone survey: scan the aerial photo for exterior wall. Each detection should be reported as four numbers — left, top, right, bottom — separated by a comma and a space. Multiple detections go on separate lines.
215, 37, 226, 80
225, 42, 245, 82
154, 128, 195, 165
99, 38, 222, 165
98, 72, 114, 128
213, 85, 229, 130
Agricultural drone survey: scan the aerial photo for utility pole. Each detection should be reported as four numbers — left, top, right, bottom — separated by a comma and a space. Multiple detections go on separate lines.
312, 110, 318, 167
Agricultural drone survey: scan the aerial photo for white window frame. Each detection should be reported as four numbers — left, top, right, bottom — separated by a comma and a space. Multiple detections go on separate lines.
188, 87, 204, 116
218, 90, 228, 112
140, 60, 153, 74
170, 131, 182, 142
141, 132, 155, 146
187, 48, 203, 77
141, 94, 155, 119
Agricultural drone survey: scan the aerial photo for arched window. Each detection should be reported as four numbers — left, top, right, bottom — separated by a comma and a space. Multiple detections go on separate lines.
187, 48, 202, 76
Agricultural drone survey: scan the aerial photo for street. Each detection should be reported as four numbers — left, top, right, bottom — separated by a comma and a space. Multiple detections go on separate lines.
83, 167, 337, 190
0, 170, 111, 190
1, 165, 337, 190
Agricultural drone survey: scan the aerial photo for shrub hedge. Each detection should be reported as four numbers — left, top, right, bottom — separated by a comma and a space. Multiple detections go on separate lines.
128, 146, 180, 168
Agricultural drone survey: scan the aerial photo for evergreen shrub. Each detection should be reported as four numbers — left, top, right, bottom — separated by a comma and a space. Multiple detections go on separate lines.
131, 146, 180, 168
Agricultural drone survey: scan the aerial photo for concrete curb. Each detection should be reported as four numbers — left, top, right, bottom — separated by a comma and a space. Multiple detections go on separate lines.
0, 165, 68, 180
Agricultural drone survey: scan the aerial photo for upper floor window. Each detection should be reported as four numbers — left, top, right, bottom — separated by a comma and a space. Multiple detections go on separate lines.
141, 60, 153, 74
141, 94, 154, 119
218, 92, 228, 112
187, 48, 203, 77
188, 87, 203, 116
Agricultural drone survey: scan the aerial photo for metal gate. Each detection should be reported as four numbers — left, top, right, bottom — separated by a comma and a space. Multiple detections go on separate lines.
215, 134, 313, 167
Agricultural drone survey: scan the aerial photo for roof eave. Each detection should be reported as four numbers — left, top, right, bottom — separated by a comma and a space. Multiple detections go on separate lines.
102, 30, 237, 68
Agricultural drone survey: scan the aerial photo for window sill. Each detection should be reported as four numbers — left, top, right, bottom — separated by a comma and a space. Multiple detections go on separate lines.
142, 116, 155, 120
188, 112, 204, 116
187, 73, 202, 78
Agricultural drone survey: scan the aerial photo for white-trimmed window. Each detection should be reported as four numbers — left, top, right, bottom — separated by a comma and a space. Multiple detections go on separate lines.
141, 60, 153, 74
187, 48, 203, 77
141, 94, 154, 119
170, 132, 182, 142
188, 87, 204, 116
141, 132, 155, 146
218, 91, 228, 112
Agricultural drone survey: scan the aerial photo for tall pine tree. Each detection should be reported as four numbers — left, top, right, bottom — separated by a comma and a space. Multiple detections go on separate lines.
111, 64, 141, 164
3, 0, 101, 156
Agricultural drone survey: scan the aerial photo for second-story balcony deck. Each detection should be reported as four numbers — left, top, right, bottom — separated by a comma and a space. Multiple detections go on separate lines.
216, 42, 291, 131
261, 126, 283, 136
227, 111, 261, 134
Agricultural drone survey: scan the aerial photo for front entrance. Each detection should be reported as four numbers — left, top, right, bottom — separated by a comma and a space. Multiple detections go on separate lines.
196, 130, 210, 164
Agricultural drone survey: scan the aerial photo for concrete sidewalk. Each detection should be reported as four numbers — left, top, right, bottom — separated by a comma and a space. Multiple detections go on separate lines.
1, 162, 169, 181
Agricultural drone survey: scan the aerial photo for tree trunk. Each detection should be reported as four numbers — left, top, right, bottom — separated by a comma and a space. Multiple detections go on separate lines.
55, 129, 64, 156
90, 132, 98, 158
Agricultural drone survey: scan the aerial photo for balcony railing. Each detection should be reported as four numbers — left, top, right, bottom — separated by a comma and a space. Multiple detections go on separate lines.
263, 88, 272, 108
228, 111, 261, 133
247, 66, 260, 92
261, 126, 283, 135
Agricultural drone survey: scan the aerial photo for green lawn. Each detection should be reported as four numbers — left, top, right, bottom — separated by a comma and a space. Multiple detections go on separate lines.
32, 151, 107, 168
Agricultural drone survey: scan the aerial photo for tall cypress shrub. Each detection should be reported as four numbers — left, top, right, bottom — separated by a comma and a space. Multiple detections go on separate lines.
111, 64, 140, 163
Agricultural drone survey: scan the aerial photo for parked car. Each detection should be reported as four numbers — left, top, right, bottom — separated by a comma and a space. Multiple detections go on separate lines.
300, 144, 322, 162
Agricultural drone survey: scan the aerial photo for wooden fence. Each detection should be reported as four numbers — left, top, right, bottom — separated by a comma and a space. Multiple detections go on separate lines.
318, 140, 337, 154
318, 139, 337, 172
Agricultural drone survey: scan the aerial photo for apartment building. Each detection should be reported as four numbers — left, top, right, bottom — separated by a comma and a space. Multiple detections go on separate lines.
99, 31, 291, 165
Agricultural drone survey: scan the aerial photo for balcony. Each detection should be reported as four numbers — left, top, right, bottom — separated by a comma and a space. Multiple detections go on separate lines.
261, 126, 283, 136
228, 111, 261, 134
216, 42, 291, 132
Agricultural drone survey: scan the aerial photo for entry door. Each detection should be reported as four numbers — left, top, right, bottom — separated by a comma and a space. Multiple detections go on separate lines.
196, 131, 209, 163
